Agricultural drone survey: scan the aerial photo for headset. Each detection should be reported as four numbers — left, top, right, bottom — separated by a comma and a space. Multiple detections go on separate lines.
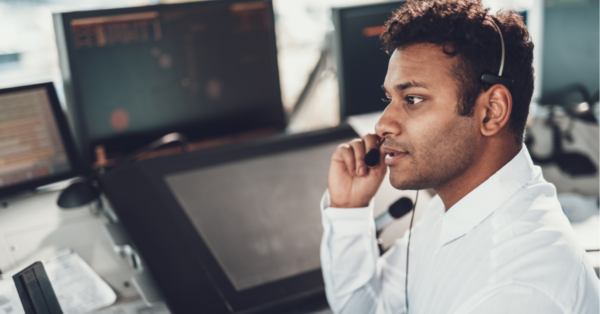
480, 19, 515, 90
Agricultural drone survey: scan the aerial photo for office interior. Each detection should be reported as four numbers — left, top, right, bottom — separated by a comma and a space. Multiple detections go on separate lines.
0, 0, 597, 313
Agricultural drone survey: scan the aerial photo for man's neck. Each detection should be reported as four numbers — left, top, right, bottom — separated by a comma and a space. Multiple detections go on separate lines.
435, 143, 522, 211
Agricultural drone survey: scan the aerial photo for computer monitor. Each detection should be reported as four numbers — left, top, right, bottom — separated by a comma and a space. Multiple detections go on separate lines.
0, 82, 80, 199
53, 0, 285, 166
333, 1, 405, 120
98, 125, 358, 313
540, 1, 599, 104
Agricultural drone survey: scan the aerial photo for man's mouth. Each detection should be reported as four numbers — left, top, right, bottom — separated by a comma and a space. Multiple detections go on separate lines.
382, 146, 408, 165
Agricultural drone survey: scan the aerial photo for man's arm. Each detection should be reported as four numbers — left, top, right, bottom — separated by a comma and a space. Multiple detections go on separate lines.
323, 134, 405, 313
320, 190, 410, 314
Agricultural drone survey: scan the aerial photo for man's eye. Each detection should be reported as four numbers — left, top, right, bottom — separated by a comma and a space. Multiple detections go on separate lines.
407, 96, 424, 105
381, 97, 392, 104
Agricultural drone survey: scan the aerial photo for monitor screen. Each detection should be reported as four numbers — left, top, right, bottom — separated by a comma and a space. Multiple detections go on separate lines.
98, 125, 358, 312
0, 83, 79, 198
54, 0, 284, 164
165, 140, 339, 291
541, 1, 599, 103
333, 1, 405, 119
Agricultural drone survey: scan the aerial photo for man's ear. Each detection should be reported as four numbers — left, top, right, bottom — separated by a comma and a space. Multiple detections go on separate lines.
476, 84, 512, 137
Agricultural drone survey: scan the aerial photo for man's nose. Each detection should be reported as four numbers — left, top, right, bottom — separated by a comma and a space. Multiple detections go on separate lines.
375, 102, 402, 139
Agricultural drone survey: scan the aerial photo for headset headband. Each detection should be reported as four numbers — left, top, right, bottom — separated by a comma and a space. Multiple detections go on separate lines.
490, 19, 505, 76
480, 18, 514, 90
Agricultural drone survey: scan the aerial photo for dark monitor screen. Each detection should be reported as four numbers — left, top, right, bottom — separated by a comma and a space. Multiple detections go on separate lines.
541, 1, 599, 103
333, 1, 405, 119
164, 140, 335, 291
0, 83, 80, 199
54, 0, 285, 165
99, 125, 358, 313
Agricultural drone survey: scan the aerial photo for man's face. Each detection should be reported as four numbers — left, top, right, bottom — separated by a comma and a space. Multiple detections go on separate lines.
377, 44, 480, 191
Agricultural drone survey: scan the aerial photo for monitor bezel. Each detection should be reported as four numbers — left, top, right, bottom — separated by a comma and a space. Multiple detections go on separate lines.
0, 82, 82, 199
53, 0, 286, 167
99, 124, 358, 313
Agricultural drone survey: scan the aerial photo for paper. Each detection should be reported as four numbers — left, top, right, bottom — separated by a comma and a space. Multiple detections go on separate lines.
94, 298, 170, 314
0, 249, 116, 314
0, 278, 26, 314
43, 249, 117, 314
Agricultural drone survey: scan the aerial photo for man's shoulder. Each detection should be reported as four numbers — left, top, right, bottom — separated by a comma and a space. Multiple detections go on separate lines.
486, 173, 593, 309
491, 170, 582, 267
492, 167, 571, 236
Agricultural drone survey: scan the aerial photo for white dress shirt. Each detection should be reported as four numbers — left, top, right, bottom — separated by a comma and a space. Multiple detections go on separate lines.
320, 146, 599, 314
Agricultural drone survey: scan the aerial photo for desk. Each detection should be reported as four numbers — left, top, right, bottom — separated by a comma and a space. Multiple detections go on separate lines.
0, 190, 138, 302
0, 170, 596, 313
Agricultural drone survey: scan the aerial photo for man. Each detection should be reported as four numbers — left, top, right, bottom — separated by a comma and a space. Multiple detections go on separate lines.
320, 0, 599, 313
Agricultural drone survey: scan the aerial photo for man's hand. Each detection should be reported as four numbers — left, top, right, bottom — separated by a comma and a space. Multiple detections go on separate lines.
328, 134, 387, 208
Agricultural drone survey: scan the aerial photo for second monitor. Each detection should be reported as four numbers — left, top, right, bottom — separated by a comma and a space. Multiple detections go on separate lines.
333, 1, 405, 120
54, 0, 285, 165
99, 125, 358, 313
0, 83, 80, 199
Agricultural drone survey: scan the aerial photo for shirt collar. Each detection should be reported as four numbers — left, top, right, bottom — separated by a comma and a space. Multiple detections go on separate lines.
438, 145, 535, 246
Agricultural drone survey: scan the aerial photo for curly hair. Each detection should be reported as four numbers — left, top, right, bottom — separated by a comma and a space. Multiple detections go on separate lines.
381, 0, 534, 143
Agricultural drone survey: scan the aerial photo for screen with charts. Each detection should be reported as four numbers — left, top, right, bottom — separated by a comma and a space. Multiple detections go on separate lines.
0, 87, 71, 190
55, 0, 284, 162
165, 139, 346, 291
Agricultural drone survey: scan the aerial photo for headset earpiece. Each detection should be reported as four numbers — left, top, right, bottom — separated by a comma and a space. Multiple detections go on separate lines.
481, 73, 514, 90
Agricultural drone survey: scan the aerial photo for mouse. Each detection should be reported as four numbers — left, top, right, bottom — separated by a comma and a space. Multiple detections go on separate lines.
57, 181, 100, 209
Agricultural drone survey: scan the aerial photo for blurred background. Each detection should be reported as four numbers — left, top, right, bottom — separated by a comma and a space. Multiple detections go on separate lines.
0, 0, 548, 117
0, 0, 596, 119
0, 0, 596, 133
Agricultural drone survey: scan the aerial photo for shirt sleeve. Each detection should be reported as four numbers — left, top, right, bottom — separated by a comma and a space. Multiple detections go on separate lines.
320, 189, 409, 314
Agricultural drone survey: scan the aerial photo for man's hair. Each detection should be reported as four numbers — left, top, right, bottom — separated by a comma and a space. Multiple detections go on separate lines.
381, 0, 534, 143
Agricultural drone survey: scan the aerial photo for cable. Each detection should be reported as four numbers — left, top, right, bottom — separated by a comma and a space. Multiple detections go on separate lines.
405, 190, 419, 313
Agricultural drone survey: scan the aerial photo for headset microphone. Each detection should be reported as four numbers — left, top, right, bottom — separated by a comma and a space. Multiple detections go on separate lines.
375, 197, 414, 236
365, 138, 385, 167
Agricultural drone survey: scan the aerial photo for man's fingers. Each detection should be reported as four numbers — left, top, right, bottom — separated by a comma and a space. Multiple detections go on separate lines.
329, 135, 388, 208
333, 136, 382, 176
334, 143, 356, 175
363, 134, 382, 152
348, 139, 367, 176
